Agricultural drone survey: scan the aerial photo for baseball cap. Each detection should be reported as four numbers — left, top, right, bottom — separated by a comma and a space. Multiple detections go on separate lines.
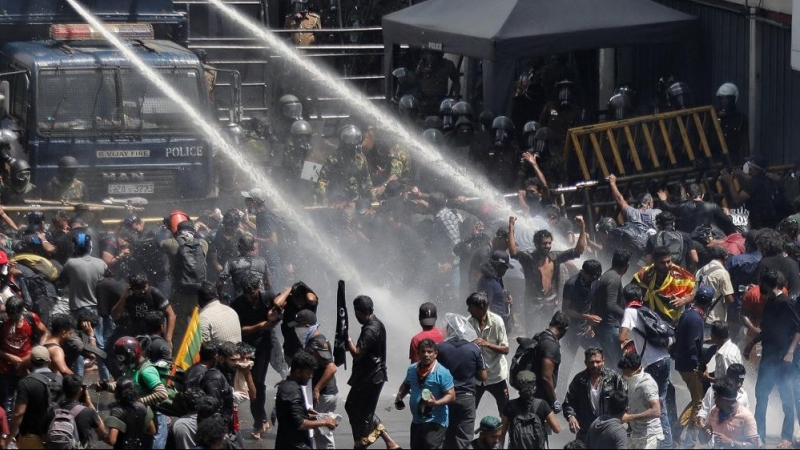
307, 336, 333, 360
418, 302, 437, 327
31, 345, 51, 364
475, 416, 502, 433
694, 285, 715, 305
286, 309, 317, 328
490, 250, 511, 269
241, 187, 267, 203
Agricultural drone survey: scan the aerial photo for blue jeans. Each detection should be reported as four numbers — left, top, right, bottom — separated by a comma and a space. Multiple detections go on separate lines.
153, 411, 168, 449
645, 358, 673, 448
756, 357, 795, 441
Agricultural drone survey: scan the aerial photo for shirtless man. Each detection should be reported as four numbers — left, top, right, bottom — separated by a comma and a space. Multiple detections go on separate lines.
509, 215, 586, 332
43, 314, 76, 376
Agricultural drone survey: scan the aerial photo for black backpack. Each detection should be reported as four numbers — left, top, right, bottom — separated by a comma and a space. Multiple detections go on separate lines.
655, 230, 684, 266
509, 332, 552, 391
507, 398, 548, 449
173, 237, 207, 292
633, 306, 674, 350
21, 275, 59, 329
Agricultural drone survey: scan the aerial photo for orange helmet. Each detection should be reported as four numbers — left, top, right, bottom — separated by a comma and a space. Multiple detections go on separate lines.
165, 209, 190, 234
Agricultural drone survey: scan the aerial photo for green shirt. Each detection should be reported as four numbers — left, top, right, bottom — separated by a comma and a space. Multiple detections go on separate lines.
129, 361, 164, 397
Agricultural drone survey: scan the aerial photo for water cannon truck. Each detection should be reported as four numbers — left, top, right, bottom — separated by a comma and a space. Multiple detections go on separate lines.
0, 0, 215, 201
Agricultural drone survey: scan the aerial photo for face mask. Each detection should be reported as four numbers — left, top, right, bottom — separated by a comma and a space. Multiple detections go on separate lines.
294, 323, 318, 345
0, 265, 8, 277
742, 162, 751, 175
623, 369, 644, 384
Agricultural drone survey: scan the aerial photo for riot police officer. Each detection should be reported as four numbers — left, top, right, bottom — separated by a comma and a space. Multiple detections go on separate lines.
398, 94, 421, 129
607, 90, 633, 120
483, 116, 518, 189
364, 127, 411, 198
283, 119, 314, 181
539, 79, 586, 149
448, 101, 475, 148
43, 156, 88, 203
667, 79, 691, 110
415, 50, 460, 116
315, 124, 373, 204
284, 0, 322, 46
439, 98, 457, 134
521, 126, 566, 187
1, 155, 34, 205
715, 82, 749, 165
271, 94, 304, 165
193, 49, 217, 105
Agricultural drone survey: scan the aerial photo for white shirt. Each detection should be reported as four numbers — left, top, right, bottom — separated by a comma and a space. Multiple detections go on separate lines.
621, 307, 671, 368
694, 260, 734, 322
707, 339, 742, 378
697, 386, 749, 420
626, 371, 663, 439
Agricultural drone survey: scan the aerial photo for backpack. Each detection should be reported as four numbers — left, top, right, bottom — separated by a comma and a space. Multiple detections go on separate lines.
173, 237, 207, 292
609, 223, 648, 252
31, 371, 65, 405
509, 332, 552, 391
11, 253, 60, 282
633, 306, 674, 351
135, 358, 187, 416
46, 404, 85, 449
655, 230, 685, 266
507, 398, 547, 450
21, 274, 60, 329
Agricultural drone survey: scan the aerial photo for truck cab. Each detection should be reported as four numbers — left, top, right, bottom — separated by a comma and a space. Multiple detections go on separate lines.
0, 2, 214, 201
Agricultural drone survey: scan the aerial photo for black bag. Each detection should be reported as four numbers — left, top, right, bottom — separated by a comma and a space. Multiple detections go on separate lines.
21, 274, 59, 329
655, 230, 685, 266
507, 399, 548, 449
609, 223, 648, 252
173, 237, 207, 292
509, 333, 552, 391
634, 306, 674, 350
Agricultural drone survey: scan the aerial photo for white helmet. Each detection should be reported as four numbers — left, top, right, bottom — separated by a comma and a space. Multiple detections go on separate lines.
716, 83, 739, 103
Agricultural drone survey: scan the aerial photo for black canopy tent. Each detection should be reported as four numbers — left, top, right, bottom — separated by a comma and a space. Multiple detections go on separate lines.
382, 0, 698, 117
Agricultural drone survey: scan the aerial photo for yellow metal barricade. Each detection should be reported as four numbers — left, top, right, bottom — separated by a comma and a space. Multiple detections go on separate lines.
564, 106, 730, 181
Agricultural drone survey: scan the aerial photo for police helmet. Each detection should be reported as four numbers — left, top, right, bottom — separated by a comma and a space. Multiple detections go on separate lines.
290, 120, 313, 136
522, 121, 540, 138
614, 83, 637, 99
339, 124, 363, 146
478, 110, 495, 131
279, 94, 303, 120
716, 83, 739, 103
10, 158, 30, 174
399, 94, 419, 112
291, 0, 309, 14
58, 156, 79, 170
451, 102, 473, 121
439, 98, 456, 115
491, 116, 514, 146
667, 81, 690, 109
608, 93, 633, 120
422, 128, 445, 147
422, 116, 443, 131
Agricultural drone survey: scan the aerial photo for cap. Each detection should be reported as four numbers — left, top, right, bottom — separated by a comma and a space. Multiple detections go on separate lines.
418, 302, 437, 327
286, 309, 317, 328
241, 187, 267, 203
516, 370, 537, 388
308, 336, 333, 360
475, 416, 502, 433
490, 250, 511, 269
31, 345, 51, 364
694, 285, 715, 305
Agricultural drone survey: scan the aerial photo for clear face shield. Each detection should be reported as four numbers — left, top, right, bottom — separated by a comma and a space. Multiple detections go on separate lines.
558, 87, 575, 108
12, 169, 30, 191
492, 129, 511, 148
292, 134, 312, 154
281, 102, 303, 121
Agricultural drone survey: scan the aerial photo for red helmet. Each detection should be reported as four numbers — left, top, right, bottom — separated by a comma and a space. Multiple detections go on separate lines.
165, 209, 190, 235
0, 251, 9, 265
114, 336, 141, 366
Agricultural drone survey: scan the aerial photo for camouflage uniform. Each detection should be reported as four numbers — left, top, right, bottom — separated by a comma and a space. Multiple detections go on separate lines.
369, 144, 412, 187
203, 64, 217, 104
44, 177, 88, 203
284, 12, 322, 46
1, 182, 35, 205
316, 151, 374, 203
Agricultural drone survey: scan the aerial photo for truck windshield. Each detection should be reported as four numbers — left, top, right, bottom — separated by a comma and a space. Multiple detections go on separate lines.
37, 67, 203, 136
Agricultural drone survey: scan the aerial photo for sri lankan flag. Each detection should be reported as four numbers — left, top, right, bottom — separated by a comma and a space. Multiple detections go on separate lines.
175, 306, 202, 370
633, 263, 696, 323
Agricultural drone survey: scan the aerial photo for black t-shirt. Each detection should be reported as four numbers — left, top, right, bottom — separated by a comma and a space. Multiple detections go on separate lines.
97, 278, 125, 317
306, 334, 338, 396
759, 255, 800, 299
210, 230, 243, 269
348, 316, 388, 386
107, 403, 154, 450
532, 330, 561, 404
59, 400, 101, 447
593, 270, 625, 327
562, 273, 594, 330
761, 292, 800, 361
184, 362, 208, 390
122, 287, 170, 335
645, 230, 702, 265
282, 300, 318, 358
502, 397, 552, 427
146, 335, 171, 363
231, 290, 277, 348
18, 371, 59, 435
276, 378, 313, 449
200, 367, 234, 428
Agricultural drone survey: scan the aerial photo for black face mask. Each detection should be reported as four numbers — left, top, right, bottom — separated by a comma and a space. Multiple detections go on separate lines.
717, 96, 736, 116
453, 126, 473, 146
558, 87, 575, 108
12, 170, 30, 191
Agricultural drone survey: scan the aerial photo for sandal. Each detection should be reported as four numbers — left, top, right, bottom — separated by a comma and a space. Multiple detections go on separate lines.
777, 440, 793, 449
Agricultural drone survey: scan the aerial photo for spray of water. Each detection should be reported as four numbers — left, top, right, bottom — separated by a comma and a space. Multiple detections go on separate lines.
64, 0, 361, 283
208, 0, 504, 200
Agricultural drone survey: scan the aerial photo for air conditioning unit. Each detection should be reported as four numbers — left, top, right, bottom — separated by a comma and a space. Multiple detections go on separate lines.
794, 0, 800, 70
